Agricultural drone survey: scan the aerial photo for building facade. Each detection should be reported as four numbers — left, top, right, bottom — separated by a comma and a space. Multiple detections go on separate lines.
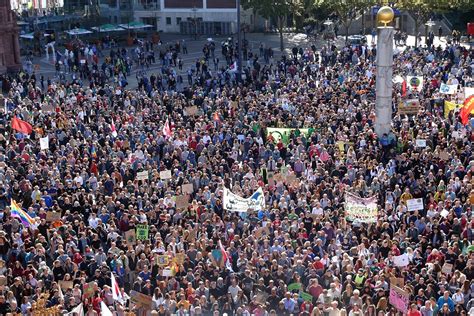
101, 0, 238, 34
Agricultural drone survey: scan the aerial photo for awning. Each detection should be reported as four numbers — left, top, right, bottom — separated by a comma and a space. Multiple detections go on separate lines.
118, 21, 153, 30
65, 28, 93, 35
91, 24, 124, 32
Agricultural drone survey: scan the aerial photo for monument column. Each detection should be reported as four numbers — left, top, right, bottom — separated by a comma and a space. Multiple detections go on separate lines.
374, 6, 394, 137
0, 0, 22, 73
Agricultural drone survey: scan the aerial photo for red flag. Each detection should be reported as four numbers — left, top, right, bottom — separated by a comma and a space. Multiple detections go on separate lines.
460, 95, 474, 125
11, 117, 33, 134
213, 112, 220, 122
162, 118, 172, 138
401, 80, 407, 97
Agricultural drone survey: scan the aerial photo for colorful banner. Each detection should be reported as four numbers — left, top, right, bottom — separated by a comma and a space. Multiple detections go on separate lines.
344, 192, 378, 223
444, 100, 462, 118
389, 285, 409, 314
223, 187, 265, 213
266, 128, 312, 144
407, 76, 423, 92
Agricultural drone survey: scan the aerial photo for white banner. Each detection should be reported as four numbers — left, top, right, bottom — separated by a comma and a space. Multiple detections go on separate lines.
223, 187, 265, 212
407, 76, 423, 92
406, 198, 424, 211
393, 253, 410, 267
40, 136, 49, 150
439, 83, 458, 95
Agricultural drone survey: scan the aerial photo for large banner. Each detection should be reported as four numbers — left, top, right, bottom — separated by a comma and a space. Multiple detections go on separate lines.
223, 187, 265, 212
344, 192, 378, 223
266, 128, 311, 144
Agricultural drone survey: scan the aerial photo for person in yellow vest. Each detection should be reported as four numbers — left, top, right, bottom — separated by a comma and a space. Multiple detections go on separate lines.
400, 188, 413, 205
354, 269, 366, 290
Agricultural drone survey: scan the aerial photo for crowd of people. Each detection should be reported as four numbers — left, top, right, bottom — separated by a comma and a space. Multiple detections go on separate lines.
0, 30, 473, 316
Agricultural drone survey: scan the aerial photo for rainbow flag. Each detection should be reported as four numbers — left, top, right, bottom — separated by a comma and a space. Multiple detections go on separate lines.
91, 145, 97, 159
10, 200, 35, 227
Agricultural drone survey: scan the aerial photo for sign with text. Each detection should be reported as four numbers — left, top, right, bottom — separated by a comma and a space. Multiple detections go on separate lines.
389, 285, 409, 314
406, 198, 424, 211
136, 224, 149, 240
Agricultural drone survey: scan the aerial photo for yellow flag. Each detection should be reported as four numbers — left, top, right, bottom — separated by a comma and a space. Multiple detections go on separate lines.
444, 100, 461, 119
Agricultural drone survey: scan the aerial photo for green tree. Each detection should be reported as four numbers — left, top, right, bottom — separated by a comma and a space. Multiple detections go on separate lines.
322, 0, 376, 41
394, 0, 461, 47
242, 0, 303, 51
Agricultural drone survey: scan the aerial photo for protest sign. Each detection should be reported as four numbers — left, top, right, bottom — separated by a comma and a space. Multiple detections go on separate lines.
288, 283, 302, 291
124, 230, 136, 245
136, 224, 149, 240
415, 139, 426, 147
59, 280, 73, 291
175, 195, 189, 209
223, 187, 265, 213
182, 183, 194, 194
406, 198, 424, 211
162, 268, 175, 277
398, 99, 420, 115
442, 263, 453, 275
45, 212, 61, 222
393, 253, 409, 267
389, 285, 409, 314
344, 192, 378, 223
185, 106, 198, 116
130, 290, 152, 309
136, 171, 148, 181
160, 170, 172, 180
40, 136, 49, 150
157, 255, 169, 266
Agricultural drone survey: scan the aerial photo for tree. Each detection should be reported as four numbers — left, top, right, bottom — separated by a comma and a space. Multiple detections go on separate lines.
321, 0, 376, 41
242, 0, 303, 51
394, 0, 460, 47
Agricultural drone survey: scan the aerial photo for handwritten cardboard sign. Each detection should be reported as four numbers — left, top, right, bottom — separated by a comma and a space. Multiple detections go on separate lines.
389, 285, 409, 314
175, 195, 189, 209
442, 263, 453, 275
124, 230, 136, 245
182, 183, 194, 194
59, 280, 73, 291
160, 170, 172, 180
136, 171, 148, 181
46, 212, 62, 222
130, 290, 152, 309
185, 106, 198, 116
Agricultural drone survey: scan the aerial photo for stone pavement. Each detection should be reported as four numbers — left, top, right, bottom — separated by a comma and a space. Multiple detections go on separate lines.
20, 32, 471, 89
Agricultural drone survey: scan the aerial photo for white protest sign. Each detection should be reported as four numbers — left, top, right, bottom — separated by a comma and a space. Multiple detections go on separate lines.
136, 171, 148, 181
393, 253, 409, 267
415, 139, 426, 148
406, 198, 423, 211
160, 170, 172, 180
40, 136, 49, 150
223, 187, 265, 213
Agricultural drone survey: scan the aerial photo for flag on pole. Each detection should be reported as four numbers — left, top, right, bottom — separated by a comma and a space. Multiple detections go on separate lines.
100, 301, 114, 316
162, 118, 172, 138
10, 200, 35, 227
111, 119, 118, 138
401, 80, 407, 97
219, 240, 233, 272
66, 303, 84, 316
229, 61, 237, 73
11, 117, 33, 134
111, 272, 124, 304
444, 100, 462, 119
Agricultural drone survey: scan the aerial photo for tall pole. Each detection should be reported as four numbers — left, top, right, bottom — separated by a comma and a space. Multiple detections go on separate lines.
237, 0, 242, 81
375, 6, 394, 137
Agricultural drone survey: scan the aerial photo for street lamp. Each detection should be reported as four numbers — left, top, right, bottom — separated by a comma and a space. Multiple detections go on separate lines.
425, 19, 435, 46
323, 18, 333, 48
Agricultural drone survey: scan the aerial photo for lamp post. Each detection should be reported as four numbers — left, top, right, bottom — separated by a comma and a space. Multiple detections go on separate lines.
323, 18, 333, 48
425, 18, 435, 47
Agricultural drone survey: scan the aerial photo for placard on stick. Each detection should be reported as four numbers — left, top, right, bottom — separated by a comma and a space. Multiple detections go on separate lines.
175, 195, 189, 209
124, 230, 136, 245
160, 170, 172, 180
182, 183, 194, 194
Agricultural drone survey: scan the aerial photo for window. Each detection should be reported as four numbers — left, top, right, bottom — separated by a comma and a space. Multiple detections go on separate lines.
176, 17, 181, 25
166, 17, 171, 25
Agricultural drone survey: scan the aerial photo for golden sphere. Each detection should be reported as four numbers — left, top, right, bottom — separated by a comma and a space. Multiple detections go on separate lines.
377, 6, 394, 25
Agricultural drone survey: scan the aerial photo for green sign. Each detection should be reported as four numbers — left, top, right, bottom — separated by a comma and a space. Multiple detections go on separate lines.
300, 292, 313, 302
136, 224, 149, 240
288, 283, 302, 291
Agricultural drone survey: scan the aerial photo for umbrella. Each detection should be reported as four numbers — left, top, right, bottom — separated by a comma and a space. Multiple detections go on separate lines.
118, 21, 153, 30
20, 32, 35, 40
65, 28, 93, 36
91, 24, 123, 32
